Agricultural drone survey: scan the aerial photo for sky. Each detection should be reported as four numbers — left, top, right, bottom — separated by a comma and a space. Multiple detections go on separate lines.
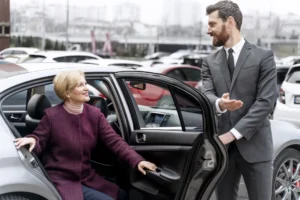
13, 0, 300, 25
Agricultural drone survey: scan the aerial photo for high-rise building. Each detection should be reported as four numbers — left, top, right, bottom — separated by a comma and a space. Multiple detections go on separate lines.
0, 0, 10, 50
113, 3, 141, 22
162, 0, 201, 26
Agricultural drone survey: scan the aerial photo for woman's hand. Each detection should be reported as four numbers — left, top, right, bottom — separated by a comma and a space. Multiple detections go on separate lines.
14, 137, 36, 152
137, 161, 157, 175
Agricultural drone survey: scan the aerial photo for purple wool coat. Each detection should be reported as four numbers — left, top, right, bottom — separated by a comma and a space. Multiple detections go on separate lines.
27, 103, 144, 200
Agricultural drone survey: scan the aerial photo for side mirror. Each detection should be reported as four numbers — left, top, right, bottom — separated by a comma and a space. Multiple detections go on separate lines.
129, 81, 146, 90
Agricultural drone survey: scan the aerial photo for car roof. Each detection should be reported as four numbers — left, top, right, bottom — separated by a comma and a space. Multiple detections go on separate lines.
0, 63, 131, 92
1, 47, 40, 53
137, 64, 200, 73
80, 59, 142, 66
28, 51, 102, 59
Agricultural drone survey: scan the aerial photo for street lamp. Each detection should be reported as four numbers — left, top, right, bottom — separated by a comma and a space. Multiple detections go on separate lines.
41, 0, 45, 50
66, 0, 69, 49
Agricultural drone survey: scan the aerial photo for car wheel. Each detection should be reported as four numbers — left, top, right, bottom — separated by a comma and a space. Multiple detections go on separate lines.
0, 195, 29, 200
272, 148, 300, 200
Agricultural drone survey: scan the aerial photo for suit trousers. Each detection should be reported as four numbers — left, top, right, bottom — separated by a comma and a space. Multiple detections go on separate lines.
216, 142, 273, 200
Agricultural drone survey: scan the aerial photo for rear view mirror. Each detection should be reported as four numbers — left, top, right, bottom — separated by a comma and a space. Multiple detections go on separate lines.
130, 81, 146, 90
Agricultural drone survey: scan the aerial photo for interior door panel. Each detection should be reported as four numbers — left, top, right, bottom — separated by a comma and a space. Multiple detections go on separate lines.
114, 72, 227, 200
129, 130, 204, 199
3, 110, 28, 136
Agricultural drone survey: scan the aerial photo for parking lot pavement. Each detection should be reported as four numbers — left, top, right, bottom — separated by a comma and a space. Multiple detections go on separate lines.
210, 178, 249, 200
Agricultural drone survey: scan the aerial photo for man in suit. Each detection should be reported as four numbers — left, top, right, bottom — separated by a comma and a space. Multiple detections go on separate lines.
201, 1, 277, 200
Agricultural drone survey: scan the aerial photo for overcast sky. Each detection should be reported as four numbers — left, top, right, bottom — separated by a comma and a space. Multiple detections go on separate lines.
13, 0, 300, 24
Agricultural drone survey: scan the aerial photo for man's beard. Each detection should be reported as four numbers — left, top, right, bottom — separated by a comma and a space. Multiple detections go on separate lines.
212, 25, 229, 47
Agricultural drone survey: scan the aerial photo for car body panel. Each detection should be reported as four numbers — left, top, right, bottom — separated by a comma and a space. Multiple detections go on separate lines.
271, 120, 300, 158
0, 115, 60, 200
1, 63, 300, 199
273, 64, 300, 127
0, 63, 226, 200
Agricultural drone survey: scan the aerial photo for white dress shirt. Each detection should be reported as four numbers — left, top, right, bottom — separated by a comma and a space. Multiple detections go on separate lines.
215, 38, 245, 140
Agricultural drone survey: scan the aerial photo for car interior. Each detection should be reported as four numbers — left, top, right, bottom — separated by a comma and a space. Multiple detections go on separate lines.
1, 78, 130, 191
1, 74, 223, 200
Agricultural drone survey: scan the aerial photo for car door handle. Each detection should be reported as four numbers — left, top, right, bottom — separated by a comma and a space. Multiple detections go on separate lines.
145, 167, 180, 187
136, 133, 146, 143
10, 114, 22, 121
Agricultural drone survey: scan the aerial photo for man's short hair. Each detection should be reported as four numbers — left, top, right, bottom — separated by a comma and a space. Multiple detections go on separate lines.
53, 69, 85, 101
206, 0, 243, 31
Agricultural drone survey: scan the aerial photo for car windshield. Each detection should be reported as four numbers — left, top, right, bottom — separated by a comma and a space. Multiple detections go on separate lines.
287, 67, 300, 84
23, 55, 46, 63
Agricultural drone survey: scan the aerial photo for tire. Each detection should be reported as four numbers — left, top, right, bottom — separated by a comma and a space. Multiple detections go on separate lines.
0, 195, 29, 200
272, 148, 300, 200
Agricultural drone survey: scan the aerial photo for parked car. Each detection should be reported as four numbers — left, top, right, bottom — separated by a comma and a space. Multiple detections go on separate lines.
79, 59, 143, 69
273, 64, 300, 127
132, 64, 202, 106
0, 62, 226, 200
280, 56, 300, 66
159, 50, 193, 65
3, 54, 30, 64
144, 52, 170, 60
182, 53, 207, 68
140, 60, 164, 68
0, 47, 40, 58
22, 51, 102, 63
0, 63, 299, 200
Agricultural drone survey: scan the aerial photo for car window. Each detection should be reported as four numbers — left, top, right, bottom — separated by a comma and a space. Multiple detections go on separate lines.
181, 68, 201, 81
1, 50, 12, 55
173, 91, 203, 131
53, 56, 68, 62
23, 55, 46, 63
166, 69, 185, 81
287, 68, 300, 84
84, 56, 97, 60
123, 79, 203, 131
54, 56, 92, 63
45, 84, 62, 105
12, 50, 27, 55
109, 63, 142, 68
2, 90, 27, 111
124, 81, 180, 128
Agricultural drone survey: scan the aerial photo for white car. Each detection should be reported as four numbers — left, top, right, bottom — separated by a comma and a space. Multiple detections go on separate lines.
0, 47, 40, 58
22, 51, 102, 63
1, 63, 300, 199
79, 59, 142, 68
273, 64, 300, 127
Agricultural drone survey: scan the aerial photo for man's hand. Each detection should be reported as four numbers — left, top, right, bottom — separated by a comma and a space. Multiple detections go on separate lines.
219, 93, 243, 111
218, 132, 236, 145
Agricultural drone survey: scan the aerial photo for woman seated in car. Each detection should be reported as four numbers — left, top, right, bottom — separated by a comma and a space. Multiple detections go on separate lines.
14, 69, 156, 200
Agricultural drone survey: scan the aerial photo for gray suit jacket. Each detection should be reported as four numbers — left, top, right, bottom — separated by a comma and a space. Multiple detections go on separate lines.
201, 41, 277, 163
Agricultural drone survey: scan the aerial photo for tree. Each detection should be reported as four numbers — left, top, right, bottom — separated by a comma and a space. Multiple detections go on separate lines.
17, 36, 21, 46
54, 40, 59, 50
60, 42, 66, 50
27, 36, 34, 47
45, 39, 53, 50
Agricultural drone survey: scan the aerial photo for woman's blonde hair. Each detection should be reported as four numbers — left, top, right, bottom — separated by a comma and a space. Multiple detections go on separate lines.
53, 69, 85, 101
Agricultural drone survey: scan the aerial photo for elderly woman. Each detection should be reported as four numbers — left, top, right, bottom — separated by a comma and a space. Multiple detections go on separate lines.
14, 70, 156, 200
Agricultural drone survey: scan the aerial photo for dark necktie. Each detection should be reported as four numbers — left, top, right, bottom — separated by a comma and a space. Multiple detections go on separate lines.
228, 48, 234, 80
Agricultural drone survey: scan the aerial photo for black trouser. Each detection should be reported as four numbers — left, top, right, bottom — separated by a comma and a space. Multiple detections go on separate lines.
216, 142, 273, 200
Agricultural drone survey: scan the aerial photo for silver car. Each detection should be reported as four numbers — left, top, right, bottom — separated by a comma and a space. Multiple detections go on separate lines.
0, 62, 299, 200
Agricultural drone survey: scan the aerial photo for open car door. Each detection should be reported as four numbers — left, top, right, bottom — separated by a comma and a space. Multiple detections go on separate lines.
114, 71, 228, 200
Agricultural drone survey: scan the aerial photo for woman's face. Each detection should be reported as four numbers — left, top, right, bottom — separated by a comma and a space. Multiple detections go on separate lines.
67, 75, 90, 104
